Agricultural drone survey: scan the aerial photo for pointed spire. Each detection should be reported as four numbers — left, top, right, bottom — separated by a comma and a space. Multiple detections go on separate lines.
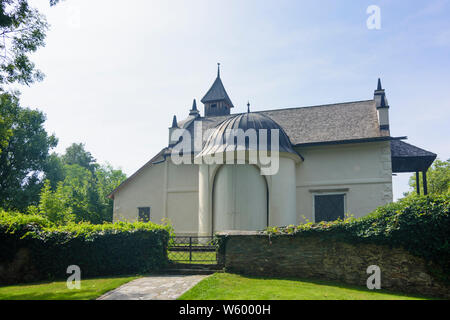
171, 115, 178, 128
377, 78, 383, 91
201, 64, 234, 111
247, 101, 251, 113
189, 99, 200, 116
374, 77, 388, 109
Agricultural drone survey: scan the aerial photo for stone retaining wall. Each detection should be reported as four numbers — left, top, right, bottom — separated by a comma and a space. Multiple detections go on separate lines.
216, 231, 449, 298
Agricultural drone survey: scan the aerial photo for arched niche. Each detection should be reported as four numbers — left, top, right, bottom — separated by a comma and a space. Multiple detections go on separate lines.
212, 164, 268, 232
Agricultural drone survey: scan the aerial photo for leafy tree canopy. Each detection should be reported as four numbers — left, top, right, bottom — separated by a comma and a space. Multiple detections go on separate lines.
0, 0, 60, 87
408, 159, 450, 196
0, 112, 12, 153
0, 92, 127, 223
0, 91, 57, 211
62, 143, 97, 172
33, 163, 126, 225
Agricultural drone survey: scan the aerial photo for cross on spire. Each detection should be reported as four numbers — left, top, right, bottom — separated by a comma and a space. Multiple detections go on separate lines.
247, 101, 251, 113
217, 62, 220, 78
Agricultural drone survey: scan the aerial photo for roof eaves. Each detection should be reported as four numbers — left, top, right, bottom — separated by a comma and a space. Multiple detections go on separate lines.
294, 136, 407, 148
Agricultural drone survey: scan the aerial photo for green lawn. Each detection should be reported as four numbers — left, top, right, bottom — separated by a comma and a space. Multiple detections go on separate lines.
179, 273, 433, 300
0, 276, 139, 300
0, 273, 436, 300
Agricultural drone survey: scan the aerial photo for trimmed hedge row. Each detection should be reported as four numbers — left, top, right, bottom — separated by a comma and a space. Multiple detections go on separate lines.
264, 194, 450, 284
0, 211, 172, 285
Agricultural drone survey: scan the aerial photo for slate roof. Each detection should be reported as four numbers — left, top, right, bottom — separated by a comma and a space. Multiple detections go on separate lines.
391, 140, 436, 158
391, 140, 437, 172
200, 76, 234, 107
196, 112, 302, 159
109, 98, 438, 197
181, 99, 382, 146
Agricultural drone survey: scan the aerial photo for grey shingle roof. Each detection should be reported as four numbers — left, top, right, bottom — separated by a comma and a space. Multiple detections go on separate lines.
109, 100, 438, 197
197, 112, 301, 159
263, 100, 381, 145
391, 140, 437, 172
391, 140, 436, 158
200, 76, 234, 107
184, 100, 382, 146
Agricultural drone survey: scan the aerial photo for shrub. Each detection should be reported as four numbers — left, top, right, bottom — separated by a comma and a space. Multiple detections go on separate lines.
0, 210, 172, 285
265, 194, 450, 284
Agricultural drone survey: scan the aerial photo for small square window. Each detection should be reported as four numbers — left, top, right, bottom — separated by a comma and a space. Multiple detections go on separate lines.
138, 207, 150, 222
314, 194, 345, 222
211, 104, 217, 108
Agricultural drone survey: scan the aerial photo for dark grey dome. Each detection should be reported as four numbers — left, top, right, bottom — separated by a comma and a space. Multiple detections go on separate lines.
197, 112, 302, 159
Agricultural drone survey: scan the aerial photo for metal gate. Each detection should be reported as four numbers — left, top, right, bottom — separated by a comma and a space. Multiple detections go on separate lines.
168, 236, 217, 264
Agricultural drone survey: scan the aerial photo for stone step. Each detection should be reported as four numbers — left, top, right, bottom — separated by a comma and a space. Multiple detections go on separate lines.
164, 269, 219, 275
168, 263, 222, 270
166, 263, 223, 275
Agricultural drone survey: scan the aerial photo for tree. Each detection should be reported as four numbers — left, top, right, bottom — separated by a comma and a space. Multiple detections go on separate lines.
32, 162, 126, 224
94, 164, 127, 222
0, 0, 60, 87
43, 152, 65, 189
62, 143, 97, 172
408, 159, 450, 195
0, 113, 12, 154
35, 179, 74, 224
35, 143, 127, 224
57, 163, 126, 224
62, 163, 95, 222
0, 92, 57, 211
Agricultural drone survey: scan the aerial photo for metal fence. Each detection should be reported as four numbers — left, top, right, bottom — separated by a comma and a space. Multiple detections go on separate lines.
168, 236, 217, 264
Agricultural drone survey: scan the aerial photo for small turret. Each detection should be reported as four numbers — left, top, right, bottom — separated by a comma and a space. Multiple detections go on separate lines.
201, 63, 234, 117
168, 115, 179, 146
374, 78, 390, 134
189, 99, 200, 117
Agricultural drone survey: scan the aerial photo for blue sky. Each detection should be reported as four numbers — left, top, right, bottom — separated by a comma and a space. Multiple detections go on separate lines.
16, 0, 450, 200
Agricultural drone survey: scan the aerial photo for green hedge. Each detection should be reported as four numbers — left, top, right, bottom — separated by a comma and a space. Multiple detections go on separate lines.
0, 211, 172, 285
265, 194, 450, 284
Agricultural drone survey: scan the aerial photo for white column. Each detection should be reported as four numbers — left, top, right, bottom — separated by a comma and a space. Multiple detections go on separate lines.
269, 157, 297, 227
198, 164, 211, 236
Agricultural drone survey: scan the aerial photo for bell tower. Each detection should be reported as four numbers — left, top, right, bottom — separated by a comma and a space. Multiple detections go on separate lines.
201, 63, 234, 117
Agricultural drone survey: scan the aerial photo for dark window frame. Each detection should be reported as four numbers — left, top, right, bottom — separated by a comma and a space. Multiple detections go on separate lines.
138, 207, 151, 222
313, 193, 346, 222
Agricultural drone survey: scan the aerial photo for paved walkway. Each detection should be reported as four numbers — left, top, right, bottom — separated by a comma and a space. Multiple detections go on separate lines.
97, 275, 208, 300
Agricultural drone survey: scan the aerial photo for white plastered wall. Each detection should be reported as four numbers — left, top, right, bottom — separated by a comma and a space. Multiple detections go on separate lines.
166, 160, 199, 235
113, 141, 393, 234
295, 141, 393, 223
112, 161, 166, 224
113, 158, 200, 236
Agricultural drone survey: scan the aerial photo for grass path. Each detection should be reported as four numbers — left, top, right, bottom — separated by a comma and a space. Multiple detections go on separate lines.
0, 276, 139, 300
179, 273, 433, 300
